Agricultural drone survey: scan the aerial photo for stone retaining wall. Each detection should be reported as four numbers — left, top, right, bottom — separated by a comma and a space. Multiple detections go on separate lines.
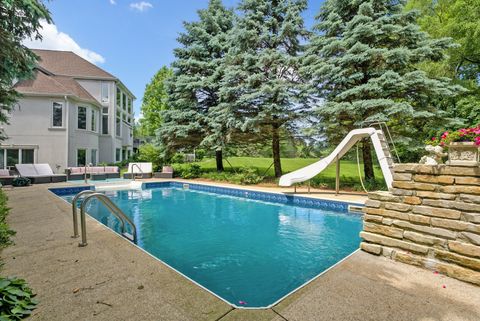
360, 164, 480, 285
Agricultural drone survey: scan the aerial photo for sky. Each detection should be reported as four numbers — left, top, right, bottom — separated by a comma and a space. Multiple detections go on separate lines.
24, 0, 323, 120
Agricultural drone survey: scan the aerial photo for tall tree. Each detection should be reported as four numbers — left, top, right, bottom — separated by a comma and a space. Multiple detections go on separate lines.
139, 66, 173, 137
0, 0, 51, 138
158, 0, 234, 171
304, 0, 463, 179
406, 0, 480, 126
220, 0, 309, 177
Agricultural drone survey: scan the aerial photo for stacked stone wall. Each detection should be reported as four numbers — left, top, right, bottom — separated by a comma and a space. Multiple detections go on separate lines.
361, 164, 480, 285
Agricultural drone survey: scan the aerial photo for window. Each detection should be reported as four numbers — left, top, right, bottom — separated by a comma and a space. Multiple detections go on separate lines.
21, 149, 34, 164
122, 148, 127, 161
6, 149, 19, 168
101, 82, 109, 103
115, 148, 121, 162
102, 107, 109, 135
77, 149, 86, 166
116, 88, 121, 107
122, 93, 127, 110
91, 109, 97, 132
116, 110, 121, 136
127, 97, 132, 113
0, 148, 35, 169
77, 106, 87, 130
52, 102, 63, 127
0, 150, 4, 169
91, 149, 97, 165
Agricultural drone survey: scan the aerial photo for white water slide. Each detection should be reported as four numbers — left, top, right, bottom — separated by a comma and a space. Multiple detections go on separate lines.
279, 127, 395, 189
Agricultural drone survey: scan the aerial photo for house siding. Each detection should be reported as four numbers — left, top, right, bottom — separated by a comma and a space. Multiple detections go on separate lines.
2, 97, 69, 172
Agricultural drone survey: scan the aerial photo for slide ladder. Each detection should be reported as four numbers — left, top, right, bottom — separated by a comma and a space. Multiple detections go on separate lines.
278, 127, 395, 189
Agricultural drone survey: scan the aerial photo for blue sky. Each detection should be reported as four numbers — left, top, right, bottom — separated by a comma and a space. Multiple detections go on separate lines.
26, 0, 322, 119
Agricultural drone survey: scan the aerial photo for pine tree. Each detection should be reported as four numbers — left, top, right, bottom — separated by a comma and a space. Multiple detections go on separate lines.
304, 0, 464, 179
158, 0, 234, 171
0, 0, 51, 138
139, 66, 173, 137
219, 0, 309, 177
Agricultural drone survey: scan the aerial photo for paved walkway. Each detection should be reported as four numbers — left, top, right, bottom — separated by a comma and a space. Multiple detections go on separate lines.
2, 184, 480, 321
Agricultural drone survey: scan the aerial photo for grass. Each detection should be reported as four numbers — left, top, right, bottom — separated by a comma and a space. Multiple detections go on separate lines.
195, 157, 386, 190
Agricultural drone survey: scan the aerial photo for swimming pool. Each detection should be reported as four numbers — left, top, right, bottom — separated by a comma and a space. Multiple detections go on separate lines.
56, 183, 363, 308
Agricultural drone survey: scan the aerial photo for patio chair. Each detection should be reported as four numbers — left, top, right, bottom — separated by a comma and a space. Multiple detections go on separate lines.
123, 162, 153, 179
15, 164, 51, 184
34, 164, 67, 183
154, 166, 174, 179
0, 169, 15, 186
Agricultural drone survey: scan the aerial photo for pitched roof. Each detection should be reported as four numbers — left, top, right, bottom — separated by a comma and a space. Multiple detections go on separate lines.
14, 69, 99, 105
32, 49, 116, 80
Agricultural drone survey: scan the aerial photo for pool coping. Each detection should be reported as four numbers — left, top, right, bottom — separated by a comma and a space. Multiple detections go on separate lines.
49, 180, 365, 309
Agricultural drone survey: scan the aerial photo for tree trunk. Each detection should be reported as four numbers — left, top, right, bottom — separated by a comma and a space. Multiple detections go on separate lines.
362, 140, 375, 181
215, 149, 224, 172
272, 125, 282, 178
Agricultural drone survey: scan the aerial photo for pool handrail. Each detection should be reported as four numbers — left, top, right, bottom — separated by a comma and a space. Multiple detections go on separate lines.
77, 192, 137, 247
71, 190, 97, 238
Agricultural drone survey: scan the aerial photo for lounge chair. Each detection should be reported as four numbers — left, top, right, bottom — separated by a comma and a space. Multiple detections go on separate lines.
35, 164, 67, 183
154, 166, 174, 179
16, 164, 51, 184
16, 164, 67, 184
123, 162, 153, 179
0, 169, 15, 186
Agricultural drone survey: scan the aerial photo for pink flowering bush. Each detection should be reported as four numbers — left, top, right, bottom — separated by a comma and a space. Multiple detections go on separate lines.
428, 125, 480, 147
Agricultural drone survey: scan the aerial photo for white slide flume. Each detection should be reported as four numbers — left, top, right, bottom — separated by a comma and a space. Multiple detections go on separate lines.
278, 128, 394, 189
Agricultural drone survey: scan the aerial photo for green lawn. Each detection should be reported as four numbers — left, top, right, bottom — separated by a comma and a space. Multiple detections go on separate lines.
197, 157, 385, 190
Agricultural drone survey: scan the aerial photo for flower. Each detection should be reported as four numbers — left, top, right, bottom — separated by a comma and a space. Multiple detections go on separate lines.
427, 125, 480, 148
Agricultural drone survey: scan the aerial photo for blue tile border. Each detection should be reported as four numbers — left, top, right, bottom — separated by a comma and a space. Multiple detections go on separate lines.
48, 182, 363, 212
49, 185, 94, 196
144, 181, 362, 212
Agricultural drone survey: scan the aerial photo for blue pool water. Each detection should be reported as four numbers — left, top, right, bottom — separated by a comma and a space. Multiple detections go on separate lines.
62, 187, 362, 307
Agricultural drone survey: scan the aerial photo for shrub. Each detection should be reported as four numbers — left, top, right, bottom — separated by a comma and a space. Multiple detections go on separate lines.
137, 144, 162, 171
170, 153, 185, 164
237, 167, 263, 185
195, 149, 206, 161
0, 277, 38, 320
0, 190, 14, 249
172, 164, 202, 179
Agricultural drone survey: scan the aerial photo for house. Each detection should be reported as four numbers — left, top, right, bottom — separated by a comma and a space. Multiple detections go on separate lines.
2, 49, 135, 173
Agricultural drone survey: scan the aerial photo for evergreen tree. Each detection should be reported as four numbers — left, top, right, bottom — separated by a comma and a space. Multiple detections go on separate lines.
220, 0, 309, 177
304, 0, 463, 179
139, 66, 172, 137
0, 0, 51, 138
158, 0, 234, 171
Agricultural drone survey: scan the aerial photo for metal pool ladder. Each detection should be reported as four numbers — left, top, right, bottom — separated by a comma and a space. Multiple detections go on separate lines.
71, 190, 137, 247
131, 163, 144, 181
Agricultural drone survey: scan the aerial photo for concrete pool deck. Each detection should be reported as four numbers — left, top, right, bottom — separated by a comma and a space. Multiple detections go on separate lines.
2, 183, 480, 321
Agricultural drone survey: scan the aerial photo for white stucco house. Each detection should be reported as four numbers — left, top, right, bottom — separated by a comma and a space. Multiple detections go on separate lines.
2, 49, 135, 173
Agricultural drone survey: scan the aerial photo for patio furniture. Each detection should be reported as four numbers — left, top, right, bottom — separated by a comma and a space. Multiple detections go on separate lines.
65, 166, 120, 180
0, 169, 15, 186
34, 164, 67, 183
154, 166, 174, 179
123, 162, 153, 179
15, 164, 66, 184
